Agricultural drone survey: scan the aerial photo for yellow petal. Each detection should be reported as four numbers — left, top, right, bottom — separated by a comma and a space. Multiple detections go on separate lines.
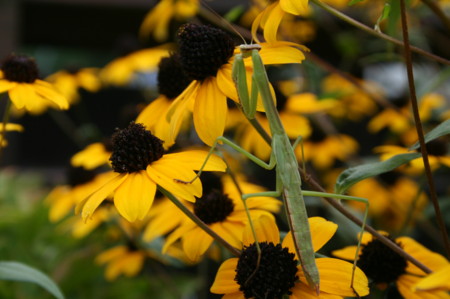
146, 164, 197, 202
263, 3, 285, 43
183, 227, 213, 262
210, 258, 240, 294
414, 264, 450, 291
259, 42, 305, 65
76, 172, 127, 219
193, 77, 227, 146
136, 96, 171, 129
0, 80, 16, 93
280, 0, 309, 15
331, 245, 358, 261
167, 81, 198, 141
162, 150, 226, 172
315, 258, 369, 297
216, 65, 239, 102
34, 80, 69, 110
114, 171, 156, 222
243, 213, 279, 246
96, 246, 127, 264
8, 84, 34, 110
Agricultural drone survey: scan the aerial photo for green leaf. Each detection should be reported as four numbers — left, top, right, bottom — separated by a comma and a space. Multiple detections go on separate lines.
348, 0, 365, 6
0, 261, 65, 299
409, 119, 450, 150
335, 153, 421, 194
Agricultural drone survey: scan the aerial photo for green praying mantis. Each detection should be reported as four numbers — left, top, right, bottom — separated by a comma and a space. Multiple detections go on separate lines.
179, 44, 369, 295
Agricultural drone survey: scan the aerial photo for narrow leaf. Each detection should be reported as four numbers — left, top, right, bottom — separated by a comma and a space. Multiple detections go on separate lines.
335, 153, 421, 194
410, 119, 450, 150
0, 261, 65, 299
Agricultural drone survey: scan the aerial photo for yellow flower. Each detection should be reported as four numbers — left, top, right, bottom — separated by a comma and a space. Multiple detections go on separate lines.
167, 23, 306, 146
95, 245, 147, 281
211, 215, 369, 298
99, 46, 171, 86
0, 54, 69, 113
70, 141, 112, 170
136, 54, 192, 149
75, 122, 226, 222
161, 173, 281, 262
298, 133, 359, 169
333, 232, 450, 299
46, 67, 101, 104
139, 0, 198, 42
414, 264, 450, 292
46, 168, 116, 222
0, 122, 23, 147
348, 172, 427, 231
322, 73, 378, 121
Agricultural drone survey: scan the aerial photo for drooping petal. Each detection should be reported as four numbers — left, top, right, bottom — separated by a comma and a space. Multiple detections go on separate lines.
193, 77, 228, 146
242, 213, 279, 246
182, 227, 214, 262
396, 274, 450, 299
263, 3, 285, 43
313, 258, 369, 297
147, 164, 197, 202
162, 150, 226, 172
280, 0, 309, 15
215, 221, 245, 249
151, 157, 202, 198
8, 84, 34, 110
210, 258, 240, 294
414, 264, 450, 291
217, 65, 239, 102
114, 171, 157, 222
259, 42, 306, 65
34, 80, 69, 110
166, 80, 199, 142
136, 95, 171, 130
76, 172, 127, 220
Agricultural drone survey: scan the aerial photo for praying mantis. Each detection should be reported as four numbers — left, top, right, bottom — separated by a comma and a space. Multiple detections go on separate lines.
180, 44, 369, 295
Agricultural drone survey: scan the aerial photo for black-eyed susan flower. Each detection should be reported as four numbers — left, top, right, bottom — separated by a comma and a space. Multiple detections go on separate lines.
348, 171, 427, 231
0, 54, 69, 113
375, 138, 450, 174
211, 214, 369, 298
70, 139, 112, 170
322, 73, 378, 121
333, 232, 450, 298
0, 122, 23, 147
46, 67, 101, 105
167, 23, 306, 146
136, 54, 192, 149
414, 264, 450, 292
75, 122, 226, 222
95, 244, 147, 281
99, 46, 170, 86
139, 0, 198, 42
162, 172, 281, 262
46, 166, 116, 222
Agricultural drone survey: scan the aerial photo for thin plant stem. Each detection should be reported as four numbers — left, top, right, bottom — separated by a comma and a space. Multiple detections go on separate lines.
399, 0, 450, 257
158, 186, 241, 257
0, 97, 12, 163
310, 0, 450, 66
245, 116, 432, 274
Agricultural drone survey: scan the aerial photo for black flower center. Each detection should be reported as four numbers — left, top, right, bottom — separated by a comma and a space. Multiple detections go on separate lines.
177, 23, 235, 81
67, 166, 96, 187
1, 54, 39, 83
194, 189, 234, 224
236, 242, 298, 299
157, 54, 192, 99
357, 237, 407, 284
109, 122, 164, 173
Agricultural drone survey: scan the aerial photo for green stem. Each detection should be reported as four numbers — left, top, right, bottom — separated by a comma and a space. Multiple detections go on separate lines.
0, 97, 12, 163
310, 0, 450, 66
158, 186, 241, 257
399, 0, 450, 257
